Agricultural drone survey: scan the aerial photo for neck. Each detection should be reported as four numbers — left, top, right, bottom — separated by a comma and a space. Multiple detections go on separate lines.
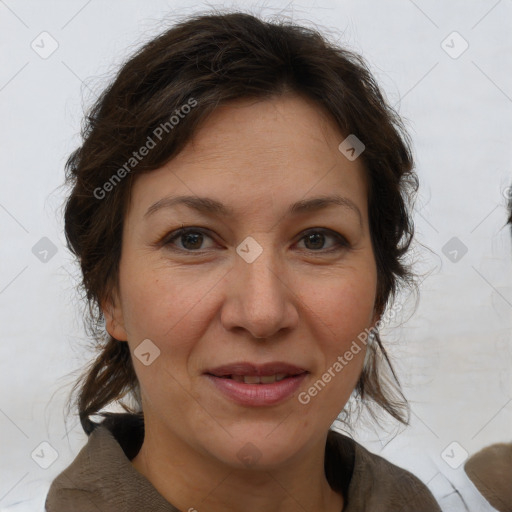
131, 420, 344, 512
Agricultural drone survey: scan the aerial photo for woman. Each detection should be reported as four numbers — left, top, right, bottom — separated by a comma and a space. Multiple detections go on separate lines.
46, 11, 441, 511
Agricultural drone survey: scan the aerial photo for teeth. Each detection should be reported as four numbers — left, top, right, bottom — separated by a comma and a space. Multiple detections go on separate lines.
243, 375, 261, 384
228, 373, 290, 384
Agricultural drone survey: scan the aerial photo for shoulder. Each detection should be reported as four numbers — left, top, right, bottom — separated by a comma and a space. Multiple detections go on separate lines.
45, 414, 141, 511
45, 425, 116, 510
45, 413, 176, 512
328, 430, 442, 511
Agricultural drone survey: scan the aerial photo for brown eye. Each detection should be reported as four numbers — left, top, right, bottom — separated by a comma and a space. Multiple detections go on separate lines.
164, 228, 216, 252
179, 232, 204, 250
297, 229, 348, 252
161, 227, 348, 255
303, 232, 325, 250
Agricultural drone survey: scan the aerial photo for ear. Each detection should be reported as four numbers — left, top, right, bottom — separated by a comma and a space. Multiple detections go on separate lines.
101, 290, 128, 341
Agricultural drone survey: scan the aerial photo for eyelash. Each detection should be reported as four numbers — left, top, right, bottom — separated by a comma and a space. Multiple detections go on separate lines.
161, 227, 349, 255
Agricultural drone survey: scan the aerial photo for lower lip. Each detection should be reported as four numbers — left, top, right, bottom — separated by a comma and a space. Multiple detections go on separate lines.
205, 373, 308, 406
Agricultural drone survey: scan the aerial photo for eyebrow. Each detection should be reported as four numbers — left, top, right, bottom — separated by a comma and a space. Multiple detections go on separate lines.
144, 194, 362, 225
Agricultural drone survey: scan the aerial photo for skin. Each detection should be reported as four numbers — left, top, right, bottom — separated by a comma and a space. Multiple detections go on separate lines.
104, 93, 379, 512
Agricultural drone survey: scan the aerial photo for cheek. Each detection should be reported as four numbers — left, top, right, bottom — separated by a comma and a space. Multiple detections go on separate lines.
119, 266, 213, 405
335, 285, 376, 340
301, 270, 377, 343
297, 270, 376, 405
119, 260, 219, 348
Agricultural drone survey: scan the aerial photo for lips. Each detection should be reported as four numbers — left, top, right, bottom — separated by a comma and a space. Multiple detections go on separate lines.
204, 362, 308, 406
205, 362, 307, 379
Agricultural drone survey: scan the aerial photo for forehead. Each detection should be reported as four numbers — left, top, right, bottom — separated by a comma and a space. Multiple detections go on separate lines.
127, 94, 368, 221
175, 94, 352, 175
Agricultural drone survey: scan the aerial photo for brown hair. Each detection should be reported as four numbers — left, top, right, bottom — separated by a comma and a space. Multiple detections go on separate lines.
63, 10, 417, 435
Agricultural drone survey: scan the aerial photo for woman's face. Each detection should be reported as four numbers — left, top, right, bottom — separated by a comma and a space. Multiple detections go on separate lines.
106, 93, 378, 468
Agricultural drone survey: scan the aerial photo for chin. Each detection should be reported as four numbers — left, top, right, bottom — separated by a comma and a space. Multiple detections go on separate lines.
204, 427, 311, 471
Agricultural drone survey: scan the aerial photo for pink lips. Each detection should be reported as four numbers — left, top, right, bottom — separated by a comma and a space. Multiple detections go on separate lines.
204, 362, 308, 406
206, 362, 306, 377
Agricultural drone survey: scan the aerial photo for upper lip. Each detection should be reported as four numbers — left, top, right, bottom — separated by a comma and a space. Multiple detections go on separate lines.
205, 362, 307, 377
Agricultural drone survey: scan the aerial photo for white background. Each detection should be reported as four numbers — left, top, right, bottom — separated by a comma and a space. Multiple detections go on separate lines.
1, 1, 511, 510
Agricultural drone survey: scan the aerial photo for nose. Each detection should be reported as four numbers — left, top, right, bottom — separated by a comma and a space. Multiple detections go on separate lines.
220, 244, 299, 340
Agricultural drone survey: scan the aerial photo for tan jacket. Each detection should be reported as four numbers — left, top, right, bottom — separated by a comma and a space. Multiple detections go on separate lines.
45, 413, 441, 511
